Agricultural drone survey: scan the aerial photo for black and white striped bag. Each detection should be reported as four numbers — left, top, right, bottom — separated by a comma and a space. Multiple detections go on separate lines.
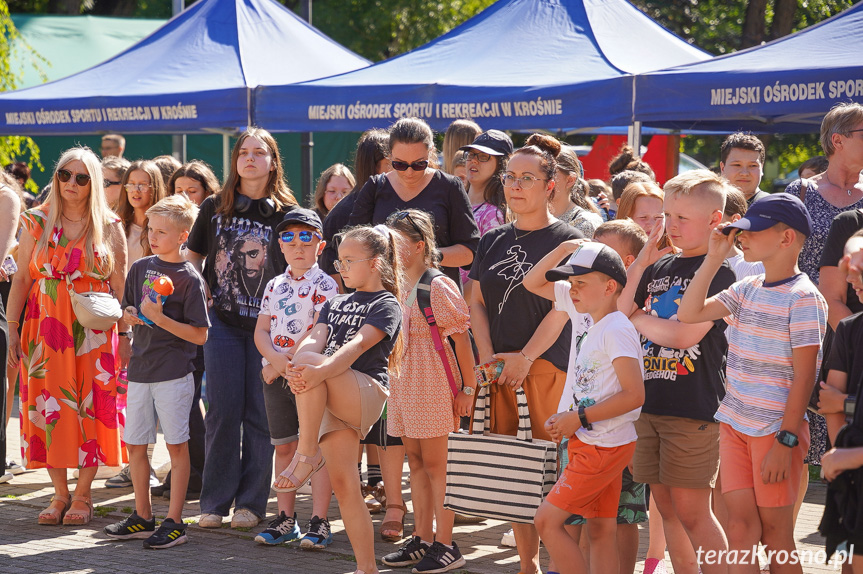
443, 385, 558, 524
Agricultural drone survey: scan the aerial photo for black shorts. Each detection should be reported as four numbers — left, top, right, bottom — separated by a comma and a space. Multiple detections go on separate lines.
262, 376, 299, 445
361, 403, 403, 447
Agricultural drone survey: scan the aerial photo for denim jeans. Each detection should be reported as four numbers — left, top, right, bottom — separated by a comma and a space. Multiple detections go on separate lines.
199, 310, 273, 518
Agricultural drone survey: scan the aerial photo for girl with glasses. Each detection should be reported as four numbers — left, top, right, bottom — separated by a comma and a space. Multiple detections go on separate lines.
118, 160, 167, 269
469, 134, 587, 574
312, 163, 355, 221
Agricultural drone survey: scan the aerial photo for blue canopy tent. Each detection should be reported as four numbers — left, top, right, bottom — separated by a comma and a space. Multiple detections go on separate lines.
634, 2, 863, 133
255, 0, 710, 133
0, 0, 370, 136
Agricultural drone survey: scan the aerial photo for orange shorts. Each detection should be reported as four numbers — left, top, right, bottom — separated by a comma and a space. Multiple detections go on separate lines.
719, 421, 810, 508
545, 436, 636, 519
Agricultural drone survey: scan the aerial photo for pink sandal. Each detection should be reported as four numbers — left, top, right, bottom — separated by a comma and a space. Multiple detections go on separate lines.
272, 447, 325, 493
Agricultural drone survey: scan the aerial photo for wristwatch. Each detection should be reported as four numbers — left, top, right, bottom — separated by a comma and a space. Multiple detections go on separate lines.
578, 404, 593, 431
775, 430, 799, 448
118, 331, 132, 338
462, 386, 475, 396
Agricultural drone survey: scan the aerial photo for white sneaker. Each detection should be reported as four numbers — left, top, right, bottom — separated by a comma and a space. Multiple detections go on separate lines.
6, 460, 25, 475
149, 470, 160, 488
198, 513, 223, 528
231, 508, 261, 528
500, 528, 516, 547
0, 471, 12, 484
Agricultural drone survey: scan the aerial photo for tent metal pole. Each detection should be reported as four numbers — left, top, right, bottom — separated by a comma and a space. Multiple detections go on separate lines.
627, 121, 642, 151
300, 0, 314, 204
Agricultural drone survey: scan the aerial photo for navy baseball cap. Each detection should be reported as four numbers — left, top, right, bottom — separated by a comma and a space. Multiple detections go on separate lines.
545, 242, 627, 286
275, 208, 322, 234
722, 193, 812, 237
459, 130, 514, 157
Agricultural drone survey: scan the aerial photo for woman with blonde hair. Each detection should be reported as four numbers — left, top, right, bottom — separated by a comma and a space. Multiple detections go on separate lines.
312, 163, 355, 220
7, 146, 128, 524
442, 119, 481, 175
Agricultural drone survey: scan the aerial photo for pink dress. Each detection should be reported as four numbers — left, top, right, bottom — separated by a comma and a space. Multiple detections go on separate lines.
387, 275, 470, 439
461, 202, 504, 285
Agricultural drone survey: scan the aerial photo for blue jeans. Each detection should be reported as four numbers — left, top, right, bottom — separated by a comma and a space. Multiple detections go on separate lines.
200, 310, 273, 518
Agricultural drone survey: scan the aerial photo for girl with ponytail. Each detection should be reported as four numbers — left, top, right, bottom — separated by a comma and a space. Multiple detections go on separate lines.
281, 224, 403, 574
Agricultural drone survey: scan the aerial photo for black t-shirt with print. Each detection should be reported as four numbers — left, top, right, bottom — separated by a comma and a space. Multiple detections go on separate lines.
348, 171, 480, 286
317, 290, 402, 388
187, 195, 291, 331
320, 191, 358, 276
469, 220, 583, 372
819, 209, 863, 316
634, 253, 736, 422
827, 312, 863, 401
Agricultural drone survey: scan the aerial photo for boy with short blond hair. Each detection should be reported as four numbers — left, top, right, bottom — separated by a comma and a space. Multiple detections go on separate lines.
679, 193, 827, 573
105, 194, 210, 549
618, 170, 733, 573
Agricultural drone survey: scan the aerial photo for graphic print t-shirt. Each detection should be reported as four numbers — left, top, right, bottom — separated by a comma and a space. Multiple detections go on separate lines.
122, 256, 210, 383
469, 221, 583, 371
187, 195, 291, 331
316, 290, 402, 388
634, 253, 736, 421
553, 280, 593, 413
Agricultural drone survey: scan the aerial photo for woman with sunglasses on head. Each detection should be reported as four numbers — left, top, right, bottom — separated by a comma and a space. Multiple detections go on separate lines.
186, 127, 298, 530
101, 156, 130, 211
469, 134, 586, 574
6, 147, 128, 524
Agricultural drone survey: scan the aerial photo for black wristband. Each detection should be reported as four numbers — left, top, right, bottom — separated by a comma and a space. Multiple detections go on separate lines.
578, 404, 593, 431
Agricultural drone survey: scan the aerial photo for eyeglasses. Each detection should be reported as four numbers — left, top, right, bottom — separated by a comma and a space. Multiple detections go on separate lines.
124, 183, 153, 192
104, 180, 121, 187
845, 128, 863, 136
393, 211, 424, 237
57, 169, 91, 186
463, 150, 492, 163
279, 230, 322, 243
333, 257, 374, 273
390, 159, 429, 172
501, 174, 547, 190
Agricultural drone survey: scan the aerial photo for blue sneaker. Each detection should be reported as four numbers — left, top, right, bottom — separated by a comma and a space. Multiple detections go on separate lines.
254, 511, 300, 545
299, 515, 332, 549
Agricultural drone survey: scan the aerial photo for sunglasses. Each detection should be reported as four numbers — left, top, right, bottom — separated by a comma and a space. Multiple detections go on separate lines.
279, 230, 322, 243
393, 211, 424, 237
57, 169, 91, 186
390, 159, 429, 172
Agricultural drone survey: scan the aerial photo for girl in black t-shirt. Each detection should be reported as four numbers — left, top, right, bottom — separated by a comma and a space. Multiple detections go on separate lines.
186, 128, 298, 530
469, 134, 582, 574
282, 225, 403, 574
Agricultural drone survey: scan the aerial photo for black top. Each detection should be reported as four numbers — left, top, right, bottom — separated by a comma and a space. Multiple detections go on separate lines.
348, 172, 480, 286
634, 253, 736, 422
469, 220, 583, 372
748, 189, 771, 205
320, 191, 358, 275
186, 195, 291, 331
819, 209, 863, 316
122, 256, 210, 383
827, 312, 863, 399
317, 290, 401, 388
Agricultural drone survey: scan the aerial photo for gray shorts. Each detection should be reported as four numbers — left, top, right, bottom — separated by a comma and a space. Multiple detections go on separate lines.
125, 373, 194, 445
262, 375, 300, 445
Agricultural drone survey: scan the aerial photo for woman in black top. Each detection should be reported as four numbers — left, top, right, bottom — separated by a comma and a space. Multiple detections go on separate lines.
469, 134, 583, 574
186, 127, 298, 530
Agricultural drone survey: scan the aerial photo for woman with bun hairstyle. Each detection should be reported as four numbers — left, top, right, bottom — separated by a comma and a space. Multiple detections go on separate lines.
186, 127, 298, 530
552, 146, 603, 238
469, 134, 586, 574
609, 144, 655, 180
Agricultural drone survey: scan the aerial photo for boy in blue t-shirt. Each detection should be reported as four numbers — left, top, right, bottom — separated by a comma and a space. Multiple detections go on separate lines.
104, 195, 210, 549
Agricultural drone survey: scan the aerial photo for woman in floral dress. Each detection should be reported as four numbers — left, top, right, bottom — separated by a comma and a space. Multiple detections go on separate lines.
6, 147, 128, 525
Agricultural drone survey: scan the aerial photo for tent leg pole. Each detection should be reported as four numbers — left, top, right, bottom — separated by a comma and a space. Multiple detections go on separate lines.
301, 133, 314, 205
627, 121, 642, 151
223, 134, 230, 180
172, 134, 186, 163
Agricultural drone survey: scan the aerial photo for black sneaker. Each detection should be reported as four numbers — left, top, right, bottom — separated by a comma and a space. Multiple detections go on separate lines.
143, 518, 188, 549
104, 512, 156, 540
382, 535, 430, 567
412, 541, 466, 573
254, 511, 300, 545
299, 515, 333, 549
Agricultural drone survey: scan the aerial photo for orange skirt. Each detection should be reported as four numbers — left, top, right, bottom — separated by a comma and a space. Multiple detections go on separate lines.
488, 358, 566, 442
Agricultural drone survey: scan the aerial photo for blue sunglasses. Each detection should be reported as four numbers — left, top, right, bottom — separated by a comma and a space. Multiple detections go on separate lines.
279, 230, 322, 243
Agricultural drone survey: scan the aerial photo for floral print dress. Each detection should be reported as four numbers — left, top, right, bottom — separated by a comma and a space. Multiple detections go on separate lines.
18, 207, 123, 470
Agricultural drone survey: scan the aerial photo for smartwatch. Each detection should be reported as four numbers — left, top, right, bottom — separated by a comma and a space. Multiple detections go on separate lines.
578, 404, 593, 431
775, 430, 799, 448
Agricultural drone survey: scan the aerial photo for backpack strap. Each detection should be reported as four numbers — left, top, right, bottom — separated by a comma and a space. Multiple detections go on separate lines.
416, 268, 460, 397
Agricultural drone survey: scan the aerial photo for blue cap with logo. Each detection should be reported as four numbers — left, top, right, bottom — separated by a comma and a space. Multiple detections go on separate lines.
722, 193, 812, 237
275, 208, 323, 234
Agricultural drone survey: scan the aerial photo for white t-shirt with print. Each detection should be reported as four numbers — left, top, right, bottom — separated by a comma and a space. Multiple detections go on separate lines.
259, 263, 338, 366
553, 280, 592, 413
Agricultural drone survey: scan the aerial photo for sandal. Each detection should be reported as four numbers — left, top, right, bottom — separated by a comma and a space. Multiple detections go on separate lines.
272, 447, 325, 493
380, 501, 407, 542
62, 495, 93, 526
38, 495, 70, 525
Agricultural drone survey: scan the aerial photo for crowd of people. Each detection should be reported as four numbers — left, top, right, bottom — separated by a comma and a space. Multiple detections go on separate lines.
1, 103, 863, 574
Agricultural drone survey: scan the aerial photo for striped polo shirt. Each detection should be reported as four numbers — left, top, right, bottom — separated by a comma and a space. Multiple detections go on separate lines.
714, 273, 827, 437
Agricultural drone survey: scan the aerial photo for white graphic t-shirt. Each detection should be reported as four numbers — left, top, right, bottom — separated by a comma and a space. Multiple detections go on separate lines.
553, 280, 593, 413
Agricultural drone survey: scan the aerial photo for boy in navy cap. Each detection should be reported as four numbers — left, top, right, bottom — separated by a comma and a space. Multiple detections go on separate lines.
533, 241, 645, 574
679, 193, 828, 572
253, 208, 339, 549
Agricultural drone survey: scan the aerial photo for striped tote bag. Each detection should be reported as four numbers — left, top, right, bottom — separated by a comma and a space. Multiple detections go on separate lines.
443, 385, 558, 524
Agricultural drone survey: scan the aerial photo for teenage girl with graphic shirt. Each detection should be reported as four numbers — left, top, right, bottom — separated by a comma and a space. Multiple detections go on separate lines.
186, 128, 298, 529
380, 209, 477, 573
279, 225, 402, 574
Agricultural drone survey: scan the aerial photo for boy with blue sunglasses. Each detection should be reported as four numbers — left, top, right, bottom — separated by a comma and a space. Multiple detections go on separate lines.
253, 208, 339, 548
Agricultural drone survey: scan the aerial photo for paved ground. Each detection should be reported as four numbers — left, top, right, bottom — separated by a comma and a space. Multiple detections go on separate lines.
0, 414, 841, 574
